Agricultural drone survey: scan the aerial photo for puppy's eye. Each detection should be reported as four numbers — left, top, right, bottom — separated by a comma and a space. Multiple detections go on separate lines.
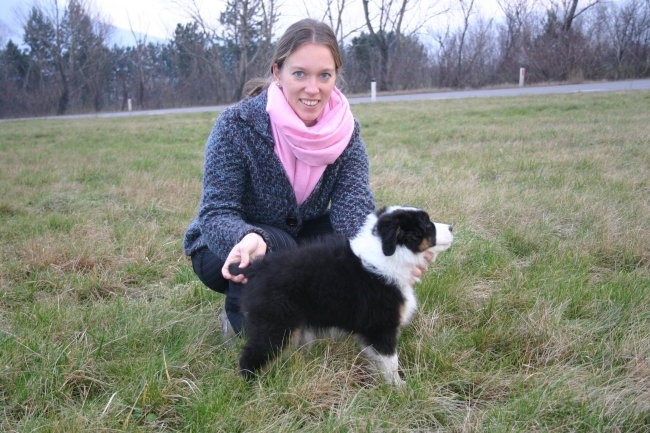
407, 232, 423, 242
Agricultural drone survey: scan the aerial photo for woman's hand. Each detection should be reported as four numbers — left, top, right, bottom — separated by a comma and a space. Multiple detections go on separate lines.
221, 233, 267, 283
410, 250, 434, 285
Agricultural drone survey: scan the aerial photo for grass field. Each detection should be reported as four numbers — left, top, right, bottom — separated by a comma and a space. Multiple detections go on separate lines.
1, 91, 649, 432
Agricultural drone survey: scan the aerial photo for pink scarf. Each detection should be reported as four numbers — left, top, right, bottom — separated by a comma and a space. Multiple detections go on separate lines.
266, 83, 354, 204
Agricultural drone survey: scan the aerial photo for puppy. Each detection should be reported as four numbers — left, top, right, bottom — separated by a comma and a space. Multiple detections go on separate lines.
230, 206, 453, 385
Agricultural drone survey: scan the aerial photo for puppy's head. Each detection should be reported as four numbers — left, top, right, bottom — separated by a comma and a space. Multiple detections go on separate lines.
374, 207, 453, 256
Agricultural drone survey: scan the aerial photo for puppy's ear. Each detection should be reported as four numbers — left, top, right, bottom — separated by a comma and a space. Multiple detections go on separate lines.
376, 217, 399, 256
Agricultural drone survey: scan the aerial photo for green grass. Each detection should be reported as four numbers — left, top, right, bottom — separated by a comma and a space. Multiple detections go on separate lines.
1, 92, 649, 432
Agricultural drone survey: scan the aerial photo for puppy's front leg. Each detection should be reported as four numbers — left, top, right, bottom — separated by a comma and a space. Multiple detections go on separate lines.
360, 344, 405, 387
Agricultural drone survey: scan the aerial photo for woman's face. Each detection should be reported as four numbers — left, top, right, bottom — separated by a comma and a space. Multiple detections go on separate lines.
273, 43, 337, 127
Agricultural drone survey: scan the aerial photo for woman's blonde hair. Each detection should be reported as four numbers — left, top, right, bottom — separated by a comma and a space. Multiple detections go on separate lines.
245, 18, 343, 97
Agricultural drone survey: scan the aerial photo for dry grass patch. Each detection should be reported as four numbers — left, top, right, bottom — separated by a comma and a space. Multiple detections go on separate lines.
1, 92, 649, 432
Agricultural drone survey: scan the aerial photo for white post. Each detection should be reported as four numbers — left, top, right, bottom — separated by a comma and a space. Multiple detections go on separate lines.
371, 80, 377, 102
519, 68, 526, 87
127, 98, 133, 111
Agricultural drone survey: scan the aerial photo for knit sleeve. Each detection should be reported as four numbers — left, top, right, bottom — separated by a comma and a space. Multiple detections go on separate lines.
328, 122, 375, 237
197, 109, 269, 256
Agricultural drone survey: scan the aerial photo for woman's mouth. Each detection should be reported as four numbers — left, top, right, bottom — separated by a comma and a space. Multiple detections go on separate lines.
300, 99, 319, 107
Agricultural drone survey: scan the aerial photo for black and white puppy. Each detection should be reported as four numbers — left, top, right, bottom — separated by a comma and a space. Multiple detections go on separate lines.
230, 206, 453, 386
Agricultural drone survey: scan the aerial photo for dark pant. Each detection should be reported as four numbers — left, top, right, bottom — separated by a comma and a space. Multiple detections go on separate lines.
190, 216, 333, 333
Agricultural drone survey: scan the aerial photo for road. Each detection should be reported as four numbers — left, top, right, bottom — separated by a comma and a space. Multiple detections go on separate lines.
5, 79, 650, 121
348, 78, 650, 104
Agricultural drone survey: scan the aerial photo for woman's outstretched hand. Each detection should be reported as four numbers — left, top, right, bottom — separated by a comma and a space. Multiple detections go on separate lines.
410, 250, 434, 285
221, 233, 267, 283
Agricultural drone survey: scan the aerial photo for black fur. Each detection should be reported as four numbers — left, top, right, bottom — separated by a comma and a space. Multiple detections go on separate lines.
230, 208, 443, 381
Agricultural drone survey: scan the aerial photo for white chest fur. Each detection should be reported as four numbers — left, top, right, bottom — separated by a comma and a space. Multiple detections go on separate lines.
351, 215, 421, 327
399, 284, 417, 326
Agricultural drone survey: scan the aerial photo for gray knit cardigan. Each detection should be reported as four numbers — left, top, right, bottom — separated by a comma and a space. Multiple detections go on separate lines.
183, 89, 375, 259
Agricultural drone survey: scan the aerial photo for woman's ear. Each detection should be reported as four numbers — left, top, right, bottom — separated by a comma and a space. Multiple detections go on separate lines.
272, 63, 280, 82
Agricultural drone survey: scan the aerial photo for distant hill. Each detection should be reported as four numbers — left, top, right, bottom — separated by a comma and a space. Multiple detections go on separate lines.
108, 25, 168, 47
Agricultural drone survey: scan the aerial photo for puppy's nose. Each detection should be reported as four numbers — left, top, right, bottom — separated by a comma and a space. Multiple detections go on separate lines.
449, 226, 453, 232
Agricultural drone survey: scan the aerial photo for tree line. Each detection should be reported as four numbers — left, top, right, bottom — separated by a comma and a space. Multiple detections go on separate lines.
1, 0, 649, 118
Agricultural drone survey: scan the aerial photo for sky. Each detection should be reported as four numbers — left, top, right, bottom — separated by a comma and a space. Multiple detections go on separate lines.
1, 0, 526, 47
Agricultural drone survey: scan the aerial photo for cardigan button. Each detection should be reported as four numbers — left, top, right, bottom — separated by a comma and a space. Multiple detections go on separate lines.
285, 216, 298, 227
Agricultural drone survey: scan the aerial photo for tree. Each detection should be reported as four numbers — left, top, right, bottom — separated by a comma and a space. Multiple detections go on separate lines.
361, 0, 445, 91
604, 0, 650, 77
360, 0, 409, 90
432, 0, 497, 88
219, 0, 278, 100
23, 6, 58, 111
21, 0, 110, 114
171, 22, 222, 104
553, 0, 600, 32
110, 46, 132, 110
345, 30, 431, 92
61, 0, 111, 111
527, 0, 602, 81
455, 0, 476, 87
321, 0, 365, 47
496, 0, 536, 83
345, 31, 385, 91
0, 41, 29, 116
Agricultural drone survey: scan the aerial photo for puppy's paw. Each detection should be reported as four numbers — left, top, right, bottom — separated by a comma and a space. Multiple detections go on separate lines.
240, 368, 256, 381
387, 372, 406, 388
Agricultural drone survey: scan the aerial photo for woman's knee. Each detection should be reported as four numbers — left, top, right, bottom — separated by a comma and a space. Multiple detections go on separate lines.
191, 248, 228, 293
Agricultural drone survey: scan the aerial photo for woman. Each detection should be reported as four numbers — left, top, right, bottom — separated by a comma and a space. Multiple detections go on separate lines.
184, 18, 430, 335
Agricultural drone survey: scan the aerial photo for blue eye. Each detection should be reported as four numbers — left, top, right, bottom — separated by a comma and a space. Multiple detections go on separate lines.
320, 72, 332, 80
293, 71, 305, 79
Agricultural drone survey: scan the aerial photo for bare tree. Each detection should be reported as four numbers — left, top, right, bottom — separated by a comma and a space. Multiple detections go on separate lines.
125, 17, 152, 109
49, 0, 69, 114
432, 0, 501, 88
321, 0, 365, 47
604, 0, 650, 77
175, 0, 278, 100
204, 0, 279, 99
455, 0, 476, 86
521, 0, 602, 81
323, 0, 347, 44
361, 0, 406, 90
360, 0, 443, 90
496, 0, 537, 82
551, 0, 601, 31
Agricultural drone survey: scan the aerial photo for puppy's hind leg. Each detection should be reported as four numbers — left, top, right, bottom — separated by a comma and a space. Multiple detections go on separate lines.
239, 324, 290, 380
292, 327, 317, 349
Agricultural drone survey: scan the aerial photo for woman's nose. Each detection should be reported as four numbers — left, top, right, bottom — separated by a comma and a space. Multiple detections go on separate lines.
305, 76, 319, 93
